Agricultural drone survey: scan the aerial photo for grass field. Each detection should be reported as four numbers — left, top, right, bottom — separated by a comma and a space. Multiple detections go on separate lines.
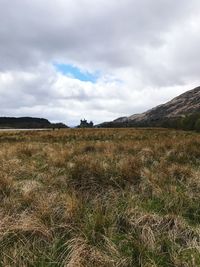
0, 128, 200, 267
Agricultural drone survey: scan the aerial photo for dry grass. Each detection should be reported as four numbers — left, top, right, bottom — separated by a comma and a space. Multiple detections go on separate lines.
0, 128, 199, 266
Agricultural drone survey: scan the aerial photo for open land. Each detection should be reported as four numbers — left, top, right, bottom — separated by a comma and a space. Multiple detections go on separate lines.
0, 128, 200, 266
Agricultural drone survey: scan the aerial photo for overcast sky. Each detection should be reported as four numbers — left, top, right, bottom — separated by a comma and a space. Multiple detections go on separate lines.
0, 0, 200, 125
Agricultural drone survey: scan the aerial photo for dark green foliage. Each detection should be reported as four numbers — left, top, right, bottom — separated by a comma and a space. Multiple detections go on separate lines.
100, 112, 200, 132
180, 113, 200, 131
0, 117, 68, 129
195, 118, 200, 132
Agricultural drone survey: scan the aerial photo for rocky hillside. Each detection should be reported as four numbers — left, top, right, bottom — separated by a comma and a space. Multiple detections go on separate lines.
100, 86, 200, 127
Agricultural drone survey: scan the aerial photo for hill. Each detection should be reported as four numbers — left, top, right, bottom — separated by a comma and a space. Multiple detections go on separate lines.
100, 86, 200, 128
0, 117, 68, 129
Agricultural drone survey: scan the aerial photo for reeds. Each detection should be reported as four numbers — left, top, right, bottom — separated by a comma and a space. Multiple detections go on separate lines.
0, 128, 199, 266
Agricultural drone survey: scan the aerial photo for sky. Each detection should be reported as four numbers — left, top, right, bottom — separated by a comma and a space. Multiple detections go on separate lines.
0, 0, 200, 126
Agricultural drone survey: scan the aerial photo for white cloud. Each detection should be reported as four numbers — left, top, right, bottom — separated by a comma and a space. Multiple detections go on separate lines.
0, 0, 200, 125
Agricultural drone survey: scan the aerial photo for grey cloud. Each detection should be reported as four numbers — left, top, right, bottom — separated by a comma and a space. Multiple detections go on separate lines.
0, 0, 200, 124
0, 0, 198, 71
0, 67, 127, 124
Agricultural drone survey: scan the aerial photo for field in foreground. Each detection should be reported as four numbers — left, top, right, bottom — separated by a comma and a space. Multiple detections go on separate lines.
0, 128, 200, 267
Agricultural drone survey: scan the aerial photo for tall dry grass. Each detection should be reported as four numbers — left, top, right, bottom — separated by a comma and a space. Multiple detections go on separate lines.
0, 128, 199, 266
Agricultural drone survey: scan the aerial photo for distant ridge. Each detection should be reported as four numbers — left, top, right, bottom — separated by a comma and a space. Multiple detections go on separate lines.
0, 117, 68, 129
99, 86, 200, 128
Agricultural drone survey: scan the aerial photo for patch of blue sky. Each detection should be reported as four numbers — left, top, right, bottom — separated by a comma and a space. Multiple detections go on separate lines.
54, 63, 99, 83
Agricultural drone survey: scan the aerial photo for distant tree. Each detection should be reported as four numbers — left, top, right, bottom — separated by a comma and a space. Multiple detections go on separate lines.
178, 113, 200, 131
195, 118, 200, 132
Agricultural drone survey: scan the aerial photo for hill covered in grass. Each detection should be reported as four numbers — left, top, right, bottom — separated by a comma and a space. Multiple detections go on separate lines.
0, 117, 68, 129
0, 128, 200, 266
100, 86, 200, 130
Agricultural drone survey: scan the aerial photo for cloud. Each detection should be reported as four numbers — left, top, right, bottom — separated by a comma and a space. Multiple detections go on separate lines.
0, 65, 126, 125
0, 0, 200, 125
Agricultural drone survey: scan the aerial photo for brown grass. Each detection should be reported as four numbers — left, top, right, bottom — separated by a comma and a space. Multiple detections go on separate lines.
0, 128, 199, 266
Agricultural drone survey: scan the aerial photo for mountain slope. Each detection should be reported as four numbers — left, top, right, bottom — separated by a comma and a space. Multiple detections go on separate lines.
100, 86, 200, 127
0, 117, 68, 129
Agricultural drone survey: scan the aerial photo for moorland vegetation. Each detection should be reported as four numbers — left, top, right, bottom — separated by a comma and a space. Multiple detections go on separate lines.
0, 128, 200, 266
